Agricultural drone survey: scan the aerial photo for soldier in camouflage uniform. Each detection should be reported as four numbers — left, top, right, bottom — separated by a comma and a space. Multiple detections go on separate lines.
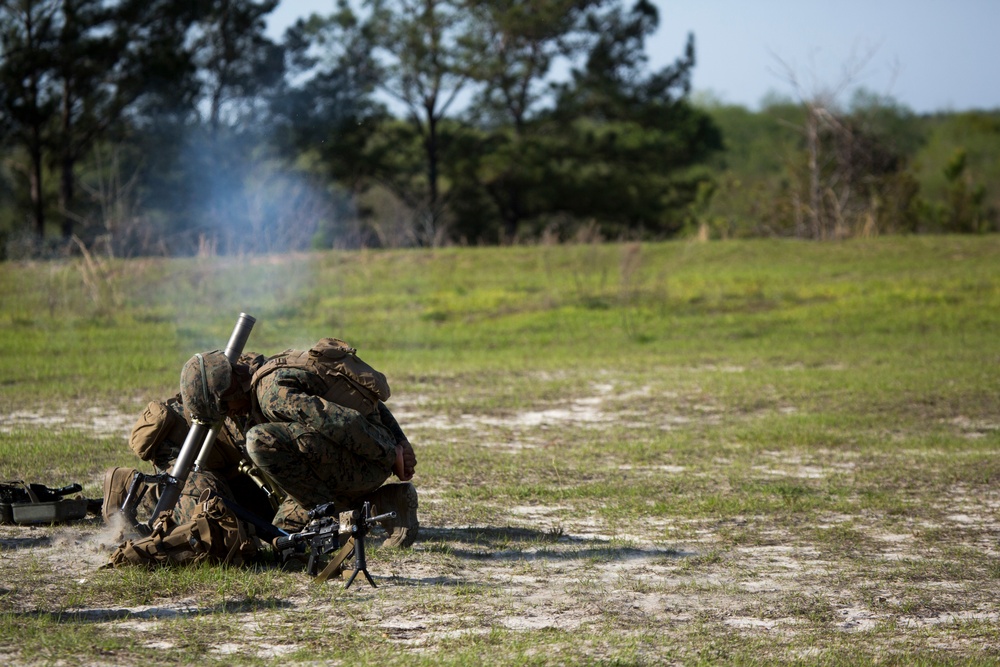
180, 341, 419, 547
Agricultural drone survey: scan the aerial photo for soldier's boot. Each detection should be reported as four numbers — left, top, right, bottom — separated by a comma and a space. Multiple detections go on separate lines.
366, 482, 419, 548
101, 466, 139, 523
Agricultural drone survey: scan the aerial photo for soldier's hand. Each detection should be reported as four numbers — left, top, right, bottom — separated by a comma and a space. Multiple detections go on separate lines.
394, 441, 416, 481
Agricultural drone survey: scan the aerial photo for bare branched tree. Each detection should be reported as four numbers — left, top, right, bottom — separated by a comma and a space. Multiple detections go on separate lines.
769, 44, 909, 239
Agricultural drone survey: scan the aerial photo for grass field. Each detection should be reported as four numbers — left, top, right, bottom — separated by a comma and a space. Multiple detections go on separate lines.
1, 236, 999, 665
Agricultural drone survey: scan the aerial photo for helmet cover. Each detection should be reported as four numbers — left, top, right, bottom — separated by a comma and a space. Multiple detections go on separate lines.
179, 350, 232, 423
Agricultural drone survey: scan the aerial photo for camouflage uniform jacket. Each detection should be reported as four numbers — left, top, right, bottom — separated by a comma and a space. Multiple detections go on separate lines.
252, 366, 405, 470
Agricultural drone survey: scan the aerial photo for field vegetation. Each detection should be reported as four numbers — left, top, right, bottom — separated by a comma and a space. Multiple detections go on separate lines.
1, 236, 999, 665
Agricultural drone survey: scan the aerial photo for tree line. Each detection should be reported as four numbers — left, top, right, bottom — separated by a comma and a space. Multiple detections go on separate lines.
1, 0, 996, 259
701, 91, 1000, 241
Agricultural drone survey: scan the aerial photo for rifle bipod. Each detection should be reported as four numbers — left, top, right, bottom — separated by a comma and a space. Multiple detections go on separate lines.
273, 501, 396, 589
321, 501, 396, 589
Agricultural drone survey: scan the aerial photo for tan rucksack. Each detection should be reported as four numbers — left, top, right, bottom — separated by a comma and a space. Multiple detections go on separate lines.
252, 338, 391, 417
128, 400, 186, 462
128, 397, 245, 473
106, 492, 257, 568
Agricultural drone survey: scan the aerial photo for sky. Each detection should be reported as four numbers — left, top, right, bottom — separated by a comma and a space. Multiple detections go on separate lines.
266, 0, 1000, 114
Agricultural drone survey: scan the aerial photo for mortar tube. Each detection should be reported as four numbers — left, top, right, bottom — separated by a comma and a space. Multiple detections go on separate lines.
222, 312, 256, 364
192, 312, 257, 472
146, 420, 217, 529
145, 313, 256, 529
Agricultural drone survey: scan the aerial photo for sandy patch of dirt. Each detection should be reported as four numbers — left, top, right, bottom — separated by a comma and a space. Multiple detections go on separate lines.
5, 485, 999, 660
1, 407, 134, 438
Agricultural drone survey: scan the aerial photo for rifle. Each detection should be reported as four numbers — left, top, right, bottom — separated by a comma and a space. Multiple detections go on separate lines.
272, 501, 396, 589
1, 481, 82, 504
119, 313, 256, 535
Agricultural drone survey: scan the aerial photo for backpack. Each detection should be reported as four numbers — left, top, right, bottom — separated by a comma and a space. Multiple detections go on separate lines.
252, 338, 391, 417
128, 397, 245, 473
106, 492, 257, 568
128, 399, 186, 462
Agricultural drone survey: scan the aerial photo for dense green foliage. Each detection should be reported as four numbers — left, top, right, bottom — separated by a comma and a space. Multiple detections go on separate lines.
0, 0, 720, 254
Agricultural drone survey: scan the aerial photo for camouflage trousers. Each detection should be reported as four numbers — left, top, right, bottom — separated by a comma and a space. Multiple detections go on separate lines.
246, 421, 392, 532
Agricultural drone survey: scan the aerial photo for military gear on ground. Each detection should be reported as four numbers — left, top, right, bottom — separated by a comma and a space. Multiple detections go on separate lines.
106, 491, 256, 568
2, 480, 92, 525
2, 481, 82, 505
180, 350, 233, 423
365, 482, 419, 548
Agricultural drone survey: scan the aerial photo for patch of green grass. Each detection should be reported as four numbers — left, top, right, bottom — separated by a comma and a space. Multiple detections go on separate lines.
2, 237, 1000, 664
0, 430, 124, 488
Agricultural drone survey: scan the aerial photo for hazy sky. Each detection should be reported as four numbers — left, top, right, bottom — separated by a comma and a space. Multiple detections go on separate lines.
266, 0, 1000, 114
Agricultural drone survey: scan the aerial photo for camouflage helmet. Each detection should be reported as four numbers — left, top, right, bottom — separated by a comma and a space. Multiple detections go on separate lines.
180, 350, 232, 423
